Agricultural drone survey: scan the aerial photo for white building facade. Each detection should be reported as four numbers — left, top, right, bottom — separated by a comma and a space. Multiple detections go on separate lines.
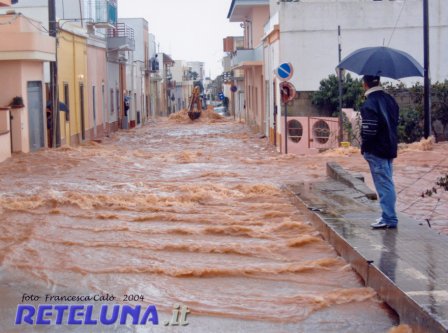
268, 0, 448, 91
262, 0, 448, 152
171, 60, 194, 112
119, 18, 149, 127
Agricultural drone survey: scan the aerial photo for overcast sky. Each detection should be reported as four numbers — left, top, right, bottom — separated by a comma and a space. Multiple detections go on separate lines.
118, 0, 243, 79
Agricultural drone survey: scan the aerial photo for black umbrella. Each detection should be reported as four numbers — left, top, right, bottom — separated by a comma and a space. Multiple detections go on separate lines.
337, 46, 424, 79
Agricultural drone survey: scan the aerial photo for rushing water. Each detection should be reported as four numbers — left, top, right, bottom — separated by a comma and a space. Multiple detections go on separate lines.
0, 115, 398, 332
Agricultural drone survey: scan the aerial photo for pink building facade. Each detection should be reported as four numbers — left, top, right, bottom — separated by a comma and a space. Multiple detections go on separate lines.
228, 0, 269, 135
86, 42, 108, 140
0, 13, 55, 162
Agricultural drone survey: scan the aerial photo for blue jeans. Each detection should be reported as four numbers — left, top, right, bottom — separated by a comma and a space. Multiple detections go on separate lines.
364, 152, 398, 226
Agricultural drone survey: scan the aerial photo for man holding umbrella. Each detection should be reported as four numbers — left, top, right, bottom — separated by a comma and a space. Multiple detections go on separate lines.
337, 46, 424, 229
360, 75, 399, 229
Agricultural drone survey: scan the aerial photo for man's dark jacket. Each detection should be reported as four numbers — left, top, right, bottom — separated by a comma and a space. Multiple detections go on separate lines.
360, 89, 399, 159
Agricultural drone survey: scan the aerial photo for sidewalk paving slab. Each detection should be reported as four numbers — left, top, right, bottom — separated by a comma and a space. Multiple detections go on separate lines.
285, 163, 448, 333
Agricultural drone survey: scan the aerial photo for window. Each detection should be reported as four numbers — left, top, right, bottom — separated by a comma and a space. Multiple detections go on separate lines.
102, 84, 105, 119
116, 89, 120, 115
110, 89, 114, 113
63, 83, 70, 121
92, 86, 96, 121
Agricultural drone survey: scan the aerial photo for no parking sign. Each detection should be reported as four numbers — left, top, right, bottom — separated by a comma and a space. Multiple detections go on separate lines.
280, 81, 296, 104
275, 63, 294, 81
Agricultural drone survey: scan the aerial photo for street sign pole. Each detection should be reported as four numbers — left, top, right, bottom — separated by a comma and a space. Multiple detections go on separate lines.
423, 0, 431, 138
279, 81, 296, 154
284, 102, 288, 154
276, 64, 295, 155
337, 25, 343, 144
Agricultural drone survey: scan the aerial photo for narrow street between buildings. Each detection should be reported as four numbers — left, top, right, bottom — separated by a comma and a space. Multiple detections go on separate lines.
1, 114, 439, 332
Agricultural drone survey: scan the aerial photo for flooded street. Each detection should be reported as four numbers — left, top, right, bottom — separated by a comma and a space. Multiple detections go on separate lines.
1, 115, 400, 332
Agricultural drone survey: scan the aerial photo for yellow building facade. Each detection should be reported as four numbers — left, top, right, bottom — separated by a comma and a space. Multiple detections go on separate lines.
57, 28, 88, 146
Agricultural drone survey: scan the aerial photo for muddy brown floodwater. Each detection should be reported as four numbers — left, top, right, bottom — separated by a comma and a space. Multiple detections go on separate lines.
0, 116, 399, 332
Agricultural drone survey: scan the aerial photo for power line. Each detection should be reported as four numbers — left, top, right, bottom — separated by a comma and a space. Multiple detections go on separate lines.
387, 0, 408, 47
21, 15, 49, 33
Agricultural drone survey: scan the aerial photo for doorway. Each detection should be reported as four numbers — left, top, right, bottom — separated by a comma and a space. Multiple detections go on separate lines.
27, 81, 44, 151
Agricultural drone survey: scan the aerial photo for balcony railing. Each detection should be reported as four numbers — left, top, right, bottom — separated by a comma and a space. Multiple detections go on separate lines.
107, 23, 135, 51
230, 45, 263, 68
107, 23, 134, 39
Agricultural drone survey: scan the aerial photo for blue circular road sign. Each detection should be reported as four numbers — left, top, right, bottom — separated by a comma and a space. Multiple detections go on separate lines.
275, 63, 294, 81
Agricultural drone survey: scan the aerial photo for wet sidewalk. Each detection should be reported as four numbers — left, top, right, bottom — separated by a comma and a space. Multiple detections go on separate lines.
287, 163, 448, 333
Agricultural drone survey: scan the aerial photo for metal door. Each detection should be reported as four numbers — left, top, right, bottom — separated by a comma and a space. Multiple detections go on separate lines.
27, 81, 44, 151
308, 117, 339, 149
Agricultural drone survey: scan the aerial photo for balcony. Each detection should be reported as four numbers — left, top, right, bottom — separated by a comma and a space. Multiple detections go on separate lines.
230, 45, 263, 69
107, 23, 135, 51
85, 0, 117, 29
228, 0, 269, 22
146, 57, 159, 74
0, 14, 56, 62
263, 11, 279, 37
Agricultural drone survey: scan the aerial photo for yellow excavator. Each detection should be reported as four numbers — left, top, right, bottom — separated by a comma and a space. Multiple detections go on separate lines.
187, 86, 202, 120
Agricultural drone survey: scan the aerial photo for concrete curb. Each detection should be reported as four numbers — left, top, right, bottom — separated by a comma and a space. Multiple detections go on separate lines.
326, 162, 378, 200
286, 184, 448, 333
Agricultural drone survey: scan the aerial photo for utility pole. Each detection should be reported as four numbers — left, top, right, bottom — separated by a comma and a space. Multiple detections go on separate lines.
49, 0, 59, 148
423, 0, 431, 138
337, 25, 343, 144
